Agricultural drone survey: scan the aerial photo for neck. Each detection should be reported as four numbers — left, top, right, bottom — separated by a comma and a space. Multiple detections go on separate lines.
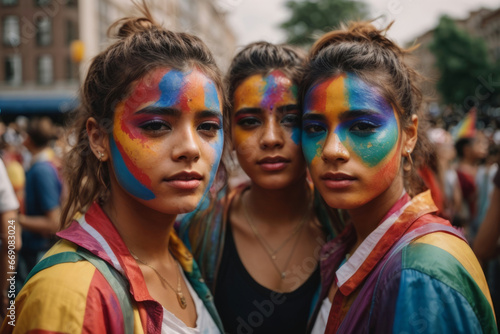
103, 185, 177, 262
246, 177, 311, 227
347, 175, 405, 251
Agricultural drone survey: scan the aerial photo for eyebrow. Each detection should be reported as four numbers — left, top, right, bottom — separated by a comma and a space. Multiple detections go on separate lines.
195, 110, 223, 121
136, 106, 221, 119
234, 107, 262, 117
302, 113, 326, 122
235, 104, 299, 117
135, 106, 181, 117
276, 104, 299, 113
303, 109, 381, 122
338, 109, 381, 122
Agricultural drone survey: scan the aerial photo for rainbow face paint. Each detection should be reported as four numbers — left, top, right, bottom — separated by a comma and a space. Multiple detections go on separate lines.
233, 70, 300, 145
231, 71, 306, 190
111, 67, 223, 209
302, 72, 402, 209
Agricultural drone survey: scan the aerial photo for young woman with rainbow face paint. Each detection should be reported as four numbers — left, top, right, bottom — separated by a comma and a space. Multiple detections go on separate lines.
301, 22, 497, 334
179, 42, 341, 333
1, 5, 226, 333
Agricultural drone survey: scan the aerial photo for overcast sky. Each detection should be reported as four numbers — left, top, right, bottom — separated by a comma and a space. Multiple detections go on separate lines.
221, 0, 500, 47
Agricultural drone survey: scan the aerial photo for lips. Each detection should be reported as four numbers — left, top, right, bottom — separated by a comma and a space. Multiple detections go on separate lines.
257, 156, 290, 171
164, 171, 203, 190
320, 172, 356, 189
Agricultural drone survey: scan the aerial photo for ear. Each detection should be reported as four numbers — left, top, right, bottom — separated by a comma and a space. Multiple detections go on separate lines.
403, 114, 418, 156
87, 117, 110, 162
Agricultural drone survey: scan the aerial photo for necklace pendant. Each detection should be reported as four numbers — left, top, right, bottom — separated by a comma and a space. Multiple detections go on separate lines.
177, 291, 187, 309
281, 272, 286, 280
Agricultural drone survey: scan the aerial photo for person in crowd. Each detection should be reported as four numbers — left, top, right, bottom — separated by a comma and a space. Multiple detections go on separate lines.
1, 2, 227, 332
473, 143, 499, 237
179, 41, 342, 334
16, 117, 61, 291
0, 159, 21, 319
454, 131, 489, 236
474, 168, 500, 330
426, 127, 462, 221
299, 21, 496, 333
1, 133, 26, 214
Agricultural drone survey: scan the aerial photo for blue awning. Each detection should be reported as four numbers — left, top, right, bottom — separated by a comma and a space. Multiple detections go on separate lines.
0, 95, 79, 115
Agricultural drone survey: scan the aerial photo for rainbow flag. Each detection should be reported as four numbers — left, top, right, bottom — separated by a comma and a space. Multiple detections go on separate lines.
452, 107, 476, 140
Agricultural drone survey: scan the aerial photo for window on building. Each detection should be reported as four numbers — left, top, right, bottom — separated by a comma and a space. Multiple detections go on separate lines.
36, 16, 52, 46
1, 0, 19, 6
35, 0, 51, 6
3, 16, 20, 46
38, 55, 53, 85
4, 54, 22, 85
66, 20, 77, 45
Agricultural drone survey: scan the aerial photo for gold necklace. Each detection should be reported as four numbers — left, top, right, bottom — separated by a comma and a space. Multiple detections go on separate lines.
130, 251, 188, 309
242, 191, 311, 280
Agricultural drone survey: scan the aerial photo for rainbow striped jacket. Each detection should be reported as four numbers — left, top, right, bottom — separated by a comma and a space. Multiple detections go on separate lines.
319, 191, 497, 333
0, 202, 223, 333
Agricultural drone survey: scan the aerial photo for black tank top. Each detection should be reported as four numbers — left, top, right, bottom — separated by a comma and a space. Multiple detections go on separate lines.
214, 221, 320, 334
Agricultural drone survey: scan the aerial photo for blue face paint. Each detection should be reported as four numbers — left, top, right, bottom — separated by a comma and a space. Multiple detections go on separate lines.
155, 69, 186, 107
301, 73, 399, 168
110, 135, 156, 200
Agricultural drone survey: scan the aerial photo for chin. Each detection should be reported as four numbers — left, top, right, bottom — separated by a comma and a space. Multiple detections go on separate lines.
321, 193, 370, 210
253, 177, 295, 190
144, 196, 201, 215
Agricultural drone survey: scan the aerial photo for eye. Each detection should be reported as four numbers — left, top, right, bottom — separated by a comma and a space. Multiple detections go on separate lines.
303, 123, 326, 136
139, 120, 171, 134
198, 122, 221, 137
236, 117, 261, 128
350, 121, 380, 136
281, 114, 299, 127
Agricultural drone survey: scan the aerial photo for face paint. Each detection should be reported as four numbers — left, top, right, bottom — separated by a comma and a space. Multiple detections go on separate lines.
302, 72, 402, 209
231, 71, 306, 190
233, 70, 299, 146
111, 68, 223, 206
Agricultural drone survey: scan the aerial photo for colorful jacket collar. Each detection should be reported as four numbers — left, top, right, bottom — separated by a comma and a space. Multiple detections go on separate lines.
320, 190, 439, 296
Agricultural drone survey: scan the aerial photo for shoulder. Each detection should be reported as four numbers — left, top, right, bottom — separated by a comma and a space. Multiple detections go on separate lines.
30, 161, 57, 175
391, 231, 496, 333
12, 241, 123, 333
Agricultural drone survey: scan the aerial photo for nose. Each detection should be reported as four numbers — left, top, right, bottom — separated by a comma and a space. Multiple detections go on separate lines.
260, 120, 284, 150
321, 132, 349, 162
172, 127, 200, 163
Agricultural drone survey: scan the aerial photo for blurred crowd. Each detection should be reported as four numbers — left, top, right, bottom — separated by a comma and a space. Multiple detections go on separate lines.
0, 108, 499, 315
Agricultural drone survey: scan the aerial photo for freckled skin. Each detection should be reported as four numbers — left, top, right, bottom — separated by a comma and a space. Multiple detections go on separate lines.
232, 70, 306, 189
302, 73, 403, 209
110, 67, 224, 214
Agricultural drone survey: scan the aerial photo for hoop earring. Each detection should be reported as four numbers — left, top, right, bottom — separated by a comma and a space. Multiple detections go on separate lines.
406, 149, 413, 166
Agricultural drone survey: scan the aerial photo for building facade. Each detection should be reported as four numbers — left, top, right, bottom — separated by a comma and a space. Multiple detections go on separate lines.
0, 0, 236, 117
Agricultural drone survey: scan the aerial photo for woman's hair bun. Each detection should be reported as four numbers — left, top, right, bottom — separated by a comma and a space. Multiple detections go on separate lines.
112, 17, 155, 39
310, 21, 403, 60
107, 0, 159, 39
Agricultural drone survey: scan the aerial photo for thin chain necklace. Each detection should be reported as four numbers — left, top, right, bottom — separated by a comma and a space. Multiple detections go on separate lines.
242, 191, 311, 280
130, 251, 188, 309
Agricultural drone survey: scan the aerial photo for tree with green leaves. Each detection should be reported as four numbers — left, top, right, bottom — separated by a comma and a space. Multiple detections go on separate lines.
429, 15, 494, 108
280, 0, 368, 47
